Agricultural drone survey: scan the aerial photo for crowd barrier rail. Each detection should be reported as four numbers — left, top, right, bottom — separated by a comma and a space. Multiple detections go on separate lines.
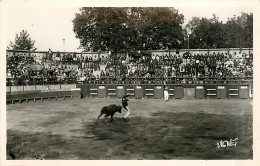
6, 76, 253, 86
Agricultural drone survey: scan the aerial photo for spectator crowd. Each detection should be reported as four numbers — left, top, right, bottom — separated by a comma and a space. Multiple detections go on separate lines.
6, 50, 253, 86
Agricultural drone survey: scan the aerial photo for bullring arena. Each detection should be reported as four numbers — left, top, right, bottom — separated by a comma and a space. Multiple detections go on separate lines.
6, 48, 253, 160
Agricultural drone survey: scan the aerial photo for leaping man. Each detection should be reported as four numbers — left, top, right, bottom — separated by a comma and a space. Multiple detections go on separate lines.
122, 94, 130, 119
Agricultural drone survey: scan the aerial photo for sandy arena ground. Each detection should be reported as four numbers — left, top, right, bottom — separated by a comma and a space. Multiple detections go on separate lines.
6, 98, 253, 160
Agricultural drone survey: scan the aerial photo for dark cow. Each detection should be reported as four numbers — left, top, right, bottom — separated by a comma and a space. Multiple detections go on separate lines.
97, 104, 122, 122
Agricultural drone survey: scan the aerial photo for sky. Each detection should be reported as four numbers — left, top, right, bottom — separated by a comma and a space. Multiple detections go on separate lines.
2, 1, 254, 52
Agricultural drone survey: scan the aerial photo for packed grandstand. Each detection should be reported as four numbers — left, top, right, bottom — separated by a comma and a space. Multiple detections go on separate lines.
6, 49, 253, 86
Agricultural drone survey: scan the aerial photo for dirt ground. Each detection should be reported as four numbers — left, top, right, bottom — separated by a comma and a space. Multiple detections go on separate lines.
6, 98, 253, 160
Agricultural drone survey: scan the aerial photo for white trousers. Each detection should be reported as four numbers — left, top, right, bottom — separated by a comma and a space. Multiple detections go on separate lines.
164, 90, 169, 101
123, 106, 130, 118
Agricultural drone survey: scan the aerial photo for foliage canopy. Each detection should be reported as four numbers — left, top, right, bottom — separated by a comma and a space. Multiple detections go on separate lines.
73, 7, 184, 53
8, 30, 37, 51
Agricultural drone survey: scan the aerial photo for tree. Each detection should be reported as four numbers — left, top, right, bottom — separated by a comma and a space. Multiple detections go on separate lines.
7, 30, 37, 51
184, 12, 253, 49
225, 13, 253, 48
73, 7, 128, 53
72, 7, 184, 54
137, 8, 184, 50
184, 15, 226, 49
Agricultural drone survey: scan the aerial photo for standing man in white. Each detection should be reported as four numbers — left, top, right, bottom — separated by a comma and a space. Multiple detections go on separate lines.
164, 85, 169, 101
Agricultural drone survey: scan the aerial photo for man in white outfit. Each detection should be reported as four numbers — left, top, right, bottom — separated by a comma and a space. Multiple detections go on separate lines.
164, 86, 169, 101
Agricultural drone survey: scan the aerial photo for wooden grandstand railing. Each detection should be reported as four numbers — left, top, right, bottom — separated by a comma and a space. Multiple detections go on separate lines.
7, 76, 253, 86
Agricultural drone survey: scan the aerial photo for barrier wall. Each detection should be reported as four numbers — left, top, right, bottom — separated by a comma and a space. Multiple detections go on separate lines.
36, 85, 60, 91
71, 89, 82, 99
76, 84, 90, 98
10, 86, 23, 92
6, 86, 11, 93
118, 84, 234, 100
7, 91, 41, 101
36, 85, 49, 91
217, 85, 226, 99
125, 85, 135, 98
249, 84, 253, 98
251, 83, 253, 98
98, 85, 107, 98
116, 85, 125, 98
239, 85, 249, 99
174, 86, 184, 99
23, 85, 36, 91
227, 85, 239, 99
195, 85, 204, 99
7, 84, 76, 92
184, 88, 195, 99
61, 84, 76, 91
205, 85, 217, 99
135, 85, 144, 99
49, 85, 61, 90
168, 85, 175, 99
145, 85, 155, 99
89, 85, 98, 98
154, 85, 163, 99
6, 90, 80, 103
107, 85, 116, 98
7, 84, 252, 103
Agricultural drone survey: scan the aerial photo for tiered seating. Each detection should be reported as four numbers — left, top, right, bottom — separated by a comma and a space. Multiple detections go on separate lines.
6, 51, 253, 85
